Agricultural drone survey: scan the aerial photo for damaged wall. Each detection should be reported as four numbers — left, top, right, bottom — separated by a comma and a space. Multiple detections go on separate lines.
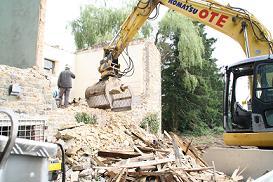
0, 65, 55, 114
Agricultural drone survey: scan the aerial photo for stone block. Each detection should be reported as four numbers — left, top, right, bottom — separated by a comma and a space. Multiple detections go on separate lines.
70, 171, 80, 182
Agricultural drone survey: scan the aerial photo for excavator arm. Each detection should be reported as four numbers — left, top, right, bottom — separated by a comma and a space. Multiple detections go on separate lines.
86, 0, 273, 112
106, 0, 159, 60
99, 0, 160, 79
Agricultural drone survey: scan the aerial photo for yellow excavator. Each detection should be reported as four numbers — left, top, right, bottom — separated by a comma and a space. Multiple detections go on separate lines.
85, 0, 273, 148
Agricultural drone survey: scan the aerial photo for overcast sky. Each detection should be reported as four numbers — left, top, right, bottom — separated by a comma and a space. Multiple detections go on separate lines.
44, 0, 273, 67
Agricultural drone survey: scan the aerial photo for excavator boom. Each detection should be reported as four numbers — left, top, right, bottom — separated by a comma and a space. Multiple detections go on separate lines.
85, 0, 273, 148
86, 0, 273, 112
162, 0, 272, 57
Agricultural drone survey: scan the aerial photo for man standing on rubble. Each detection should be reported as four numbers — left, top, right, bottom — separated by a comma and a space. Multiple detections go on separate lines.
57, 64, 75, 108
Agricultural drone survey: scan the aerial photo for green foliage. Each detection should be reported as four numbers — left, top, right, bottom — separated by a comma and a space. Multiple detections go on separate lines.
158, 11, 204, 68
70, 5, 127, 49
212, 126, 224, 134
75, 112, 97, 124
140, 113, 160, 134
70, 1, 152, 50
157, 11, 223, 134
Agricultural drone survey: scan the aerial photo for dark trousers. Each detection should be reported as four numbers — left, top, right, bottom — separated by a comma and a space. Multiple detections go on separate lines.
59, 88, 71, 107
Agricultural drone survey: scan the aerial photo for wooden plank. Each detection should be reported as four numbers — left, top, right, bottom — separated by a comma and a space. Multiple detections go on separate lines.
137, 146, 170, 153
58, 123, 84, 131
155, 156, 162, 171
114, 153, 154, 164
133, 145, 144, 155
116, 168, 126, 182
116, 157, 175, 168
173, 166, 214, 172
127, 171, 168, 177
101, 158, 121, 165
104, 166, 215, 178
98, 151, 141, 159
91, 156, 105, 166
137, 166, 157, 171
171, 133, 208, 166
169, 167, 191, 182
212, 161, 216, 182
164, 130, 172, 141
94, 157, 175, 169
185, 139, 192, 154
130, 131, 154, 147
173, 175, 183, 182
121, 169, 128, 182
105, 171, 116, 179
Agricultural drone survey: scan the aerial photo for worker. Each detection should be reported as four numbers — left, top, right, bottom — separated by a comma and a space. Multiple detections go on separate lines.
57, 64, 75, 108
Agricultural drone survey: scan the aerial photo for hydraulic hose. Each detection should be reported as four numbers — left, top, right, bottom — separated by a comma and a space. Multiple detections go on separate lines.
56, 143, 65, 182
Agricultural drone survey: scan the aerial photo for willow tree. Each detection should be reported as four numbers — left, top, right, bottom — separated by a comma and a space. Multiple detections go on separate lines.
157, 11, 223, 134
70, 2, 152, 50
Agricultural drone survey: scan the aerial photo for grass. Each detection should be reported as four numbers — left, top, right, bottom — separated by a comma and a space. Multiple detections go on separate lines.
75, 112, 97, 124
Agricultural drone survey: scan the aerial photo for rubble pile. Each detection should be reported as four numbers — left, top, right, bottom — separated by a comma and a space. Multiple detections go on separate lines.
55, 114, 243, 182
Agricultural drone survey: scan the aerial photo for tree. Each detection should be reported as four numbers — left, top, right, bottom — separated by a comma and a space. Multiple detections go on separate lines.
194, 22, 223, 130
157, 11, 223, 134
70, 1, 152, 50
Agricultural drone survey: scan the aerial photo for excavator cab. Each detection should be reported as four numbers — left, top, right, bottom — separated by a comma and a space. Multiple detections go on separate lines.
85, 50, 132, 112
224, 55, 273, 147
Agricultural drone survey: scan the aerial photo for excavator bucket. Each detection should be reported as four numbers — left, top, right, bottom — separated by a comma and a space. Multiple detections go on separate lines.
85, 77, 132, 111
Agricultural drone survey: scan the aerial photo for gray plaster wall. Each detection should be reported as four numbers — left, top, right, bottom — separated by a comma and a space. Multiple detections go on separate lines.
0, 0, 40, 68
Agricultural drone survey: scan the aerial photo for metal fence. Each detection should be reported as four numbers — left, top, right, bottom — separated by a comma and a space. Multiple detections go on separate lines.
0, 119, 47, 142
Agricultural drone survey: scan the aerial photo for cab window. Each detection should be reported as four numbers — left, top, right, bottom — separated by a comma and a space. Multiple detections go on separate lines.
256, 64, 273, 103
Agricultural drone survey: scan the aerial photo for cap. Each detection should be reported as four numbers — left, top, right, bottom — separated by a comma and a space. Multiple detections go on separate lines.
65, 64, 70, 69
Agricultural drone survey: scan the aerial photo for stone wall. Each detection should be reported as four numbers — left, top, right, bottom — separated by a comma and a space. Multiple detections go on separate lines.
0, 65, 55, 114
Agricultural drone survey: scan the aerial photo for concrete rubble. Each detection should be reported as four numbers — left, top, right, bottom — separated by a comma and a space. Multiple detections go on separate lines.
52, 104, 243, 182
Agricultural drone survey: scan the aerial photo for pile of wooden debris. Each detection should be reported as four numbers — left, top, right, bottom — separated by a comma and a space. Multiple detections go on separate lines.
92, 128, 243, 182
55, 114, 243, 182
